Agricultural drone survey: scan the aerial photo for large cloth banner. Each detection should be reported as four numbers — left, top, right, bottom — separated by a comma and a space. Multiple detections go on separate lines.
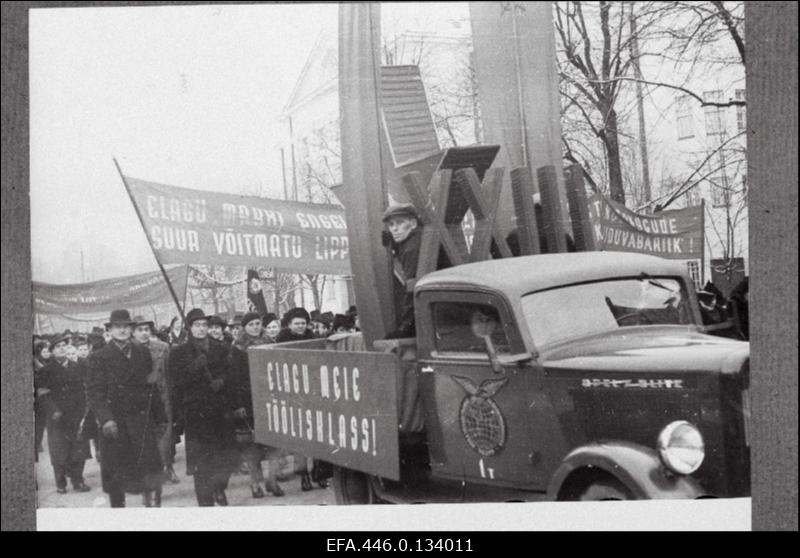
249, 343, 400, 480
33, 265, 188, 315
588, 194, 704, 259
123, 176, 351, 275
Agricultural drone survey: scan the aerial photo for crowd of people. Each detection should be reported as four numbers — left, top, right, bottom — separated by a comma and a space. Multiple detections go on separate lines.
33, 305, 360, 507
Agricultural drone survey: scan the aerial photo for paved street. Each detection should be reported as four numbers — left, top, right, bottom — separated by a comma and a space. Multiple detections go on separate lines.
36, 434, 334, 508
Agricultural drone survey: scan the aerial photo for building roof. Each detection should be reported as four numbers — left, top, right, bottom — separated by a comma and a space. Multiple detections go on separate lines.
415, 251, 689, 298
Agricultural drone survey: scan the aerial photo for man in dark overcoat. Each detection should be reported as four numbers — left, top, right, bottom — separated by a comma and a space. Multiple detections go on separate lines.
85, 309, 167, 507
382, 203, 423, 338
168, 308, 239, 506
36, 335, 91, 494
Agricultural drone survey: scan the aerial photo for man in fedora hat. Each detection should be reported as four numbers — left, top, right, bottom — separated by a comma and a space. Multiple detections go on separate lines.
36, 335, 92, 494
132, 315, 180, 488
85, 309, 167, 507
167, 308, 239, 506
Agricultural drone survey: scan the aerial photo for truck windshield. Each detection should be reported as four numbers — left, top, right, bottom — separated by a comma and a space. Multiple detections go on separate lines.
520, 277, 693, 348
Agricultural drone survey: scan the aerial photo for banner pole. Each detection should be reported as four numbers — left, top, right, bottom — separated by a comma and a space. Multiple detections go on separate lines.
112, 157, 186, 324
700, 198, 706, 286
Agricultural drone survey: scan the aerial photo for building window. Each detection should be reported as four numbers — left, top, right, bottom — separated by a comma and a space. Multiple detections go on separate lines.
709, 175, 730, 207
704, 90, 725, 136
686, 260, 702, 290
675, 95, 694, 140
735, 89, 746, 133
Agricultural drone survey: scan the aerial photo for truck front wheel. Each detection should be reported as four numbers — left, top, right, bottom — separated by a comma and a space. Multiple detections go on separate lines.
332, 467, 377, 505
578, 478, 633, 501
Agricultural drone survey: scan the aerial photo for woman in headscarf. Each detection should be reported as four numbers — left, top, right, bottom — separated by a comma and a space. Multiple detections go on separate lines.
167, 316, 187, 346
229, 312, 284, 498
33, 339, 51, 458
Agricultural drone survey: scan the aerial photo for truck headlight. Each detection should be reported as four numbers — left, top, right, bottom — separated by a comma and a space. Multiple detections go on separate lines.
657, 420, 705, 475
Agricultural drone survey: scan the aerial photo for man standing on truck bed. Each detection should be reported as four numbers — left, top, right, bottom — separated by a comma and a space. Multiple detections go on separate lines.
382, 203, 423, 338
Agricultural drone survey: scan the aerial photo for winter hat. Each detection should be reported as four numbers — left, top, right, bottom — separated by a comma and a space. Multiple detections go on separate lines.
241, 312, 262, 328
184, 308, 210, 327
284, 307, 310, 324
262, 312, 279, 325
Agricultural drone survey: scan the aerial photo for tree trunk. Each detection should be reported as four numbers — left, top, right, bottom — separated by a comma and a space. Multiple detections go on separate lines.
604, 108, 626, 204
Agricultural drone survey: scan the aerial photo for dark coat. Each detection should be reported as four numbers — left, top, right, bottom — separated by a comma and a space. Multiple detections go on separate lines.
228, 331, 273, 429
85, 341, 166, 494
167, 336, 239, 475
388, 227, 423, 338
37, 358, 90, 469
274, 328, 315, 344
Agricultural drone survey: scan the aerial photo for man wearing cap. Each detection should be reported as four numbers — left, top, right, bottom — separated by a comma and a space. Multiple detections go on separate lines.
310, 312, 333, 338
85, 310, 167, 507
36, 335, 92, 494
382, 203, 424, 338
167, 308, 239, 506
132, 315, 180, 487
227, 313, 244, 340
275, 307, 315, 343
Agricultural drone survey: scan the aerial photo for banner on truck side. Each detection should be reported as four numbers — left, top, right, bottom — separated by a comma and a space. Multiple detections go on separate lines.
248, 345, 400, 481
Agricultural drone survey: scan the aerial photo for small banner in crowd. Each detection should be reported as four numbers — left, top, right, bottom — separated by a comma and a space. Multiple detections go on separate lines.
33, 265, 188, 315
123, 176, 351, 275
587, 194, 704, 260
249, 344, 400, 480
246, 268, 269, 317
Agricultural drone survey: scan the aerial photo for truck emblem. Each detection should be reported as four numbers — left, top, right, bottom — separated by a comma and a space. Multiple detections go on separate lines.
451, 375, 509, 457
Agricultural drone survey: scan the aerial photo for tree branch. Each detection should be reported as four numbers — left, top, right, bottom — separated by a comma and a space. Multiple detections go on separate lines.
710, 0, 745, 64
586, 76, 745, 107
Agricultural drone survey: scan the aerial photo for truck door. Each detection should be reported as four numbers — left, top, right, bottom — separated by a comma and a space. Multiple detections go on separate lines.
416, 291, 547, 490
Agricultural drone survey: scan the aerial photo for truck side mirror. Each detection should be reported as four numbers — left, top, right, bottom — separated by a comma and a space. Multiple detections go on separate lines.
481, 335, 534, 373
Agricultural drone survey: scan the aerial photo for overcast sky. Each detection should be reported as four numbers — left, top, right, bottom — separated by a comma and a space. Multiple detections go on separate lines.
30, 3, 468, 283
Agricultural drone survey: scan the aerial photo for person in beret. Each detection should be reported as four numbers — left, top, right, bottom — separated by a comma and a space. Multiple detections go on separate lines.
85, 309, 166, 507
275, 307, 315, 343
262, 312, 281, 343
167, 308, 239, 506
382, 203, 423, 338
228, 312, 285, 498
131, 315, 180, 488
36, 335, 91, 493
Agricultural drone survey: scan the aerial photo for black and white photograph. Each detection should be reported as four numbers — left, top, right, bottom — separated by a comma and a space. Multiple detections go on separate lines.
4, 0, 797, 532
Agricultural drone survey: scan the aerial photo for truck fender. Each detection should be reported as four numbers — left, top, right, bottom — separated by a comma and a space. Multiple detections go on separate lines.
547, 441, 708, 500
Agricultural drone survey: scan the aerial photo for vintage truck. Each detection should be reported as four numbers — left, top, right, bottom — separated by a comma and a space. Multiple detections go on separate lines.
248, 250, 750, 503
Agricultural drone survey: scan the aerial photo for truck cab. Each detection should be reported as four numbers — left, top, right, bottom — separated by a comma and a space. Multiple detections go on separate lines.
364, 251, 750, 502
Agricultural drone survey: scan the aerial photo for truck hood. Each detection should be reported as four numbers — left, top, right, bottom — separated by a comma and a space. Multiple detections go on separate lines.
541, 326, 749, 374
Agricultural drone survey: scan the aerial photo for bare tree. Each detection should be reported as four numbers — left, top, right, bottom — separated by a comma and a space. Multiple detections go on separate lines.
555, 1, 745, 205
